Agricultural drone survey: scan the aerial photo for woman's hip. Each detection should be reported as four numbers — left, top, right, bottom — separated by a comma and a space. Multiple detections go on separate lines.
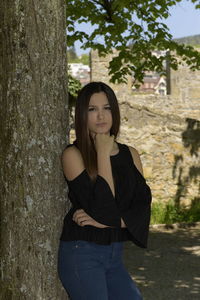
57, 240, 124, 270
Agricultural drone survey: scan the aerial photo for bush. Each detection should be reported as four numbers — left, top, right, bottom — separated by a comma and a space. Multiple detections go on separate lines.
150, 198, 200, 225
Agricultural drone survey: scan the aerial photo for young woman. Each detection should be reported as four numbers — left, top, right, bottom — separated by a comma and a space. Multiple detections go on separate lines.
58, 82, 152, 300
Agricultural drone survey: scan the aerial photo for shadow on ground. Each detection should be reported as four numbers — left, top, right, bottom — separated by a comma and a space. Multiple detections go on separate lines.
123, 223, 200, 300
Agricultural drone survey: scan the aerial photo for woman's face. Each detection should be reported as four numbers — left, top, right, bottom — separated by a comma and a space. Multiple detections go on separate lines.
87, 92, 112, 137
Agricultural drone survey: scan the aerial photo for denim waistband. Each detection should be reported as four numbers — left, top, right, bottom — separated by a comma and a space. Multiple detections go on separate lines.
59, 240, 124, 253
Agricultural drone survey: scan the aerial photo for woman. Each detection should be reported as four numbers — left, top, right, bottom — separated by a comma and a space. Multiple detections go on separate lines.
58, 82, 152, 300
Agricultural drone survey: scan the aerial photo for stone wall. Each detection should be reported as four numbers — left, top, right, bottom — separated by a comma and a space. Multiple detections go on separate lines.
70, 50, 200, 207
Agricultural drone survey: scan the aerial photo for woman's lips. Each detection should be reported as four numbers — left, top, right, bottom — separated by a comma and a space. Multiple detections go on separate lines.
96, 123, 107, 126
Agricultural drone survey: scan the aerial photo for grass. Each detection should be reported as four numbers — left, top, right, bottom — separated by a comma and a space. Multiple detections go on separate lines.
150, 199, 200, 225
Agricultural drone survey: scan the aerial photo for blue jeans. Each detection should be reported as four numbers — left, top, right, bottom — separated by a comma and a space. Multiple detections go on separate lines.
57, 240, 143, 300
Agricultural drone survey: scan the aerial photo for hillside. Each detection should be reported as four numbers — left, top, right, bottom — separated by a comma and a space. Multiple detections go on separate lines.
174, 34, 200, 46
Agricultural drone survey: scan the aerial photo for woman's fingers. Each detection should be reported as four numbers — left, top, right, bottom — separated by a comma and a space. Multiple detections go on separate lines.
73, 209, 91, 226
73, 209, 85, 220
76, 216, 91, 226
73, 210, 87, 218
72, 209, 108, 228
73, 209, 84, 216
95, 133, 115, 155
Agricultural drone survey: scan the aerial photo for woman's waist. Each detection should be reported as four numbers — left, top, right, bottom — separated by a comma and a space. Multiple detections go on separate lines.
61, 212, 131, 244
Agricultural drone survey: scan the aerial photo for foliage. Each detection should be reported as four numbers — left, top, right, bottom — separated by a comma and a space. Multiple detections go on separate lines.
67, 52, 83, 118
68, 53, 90, 65
67, 46, 90, 64
68, 46, 78, 61
68, 67, 82, 110
66, 0, 200, 84
151, 198, 200, 225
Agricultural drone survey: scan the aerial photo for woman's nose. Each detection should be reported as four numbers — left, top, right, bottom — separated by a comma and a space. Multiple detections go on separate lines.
97, 110, 104, 119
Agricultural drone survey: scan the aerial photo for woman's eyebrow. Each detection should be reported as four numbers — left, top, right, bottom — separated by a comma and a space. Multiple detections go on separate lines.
88, 104, 110, 107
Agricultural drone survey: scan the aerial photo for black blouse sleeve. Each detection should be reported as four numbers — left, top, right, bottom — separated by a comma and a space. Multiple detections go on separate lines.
67, 169, 121, 227
120, 167, 152, 248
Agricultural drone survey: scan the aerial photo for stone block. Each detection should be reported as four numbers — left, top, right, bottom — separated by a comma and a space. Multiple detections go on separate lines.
188, 88, 200, 99
143, 167, 152, 178
170, 143, 184, 152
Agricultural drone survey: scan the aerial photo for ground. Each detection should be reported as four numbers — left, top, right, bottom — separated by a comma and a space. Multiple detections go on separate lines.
123, 223, 200, 300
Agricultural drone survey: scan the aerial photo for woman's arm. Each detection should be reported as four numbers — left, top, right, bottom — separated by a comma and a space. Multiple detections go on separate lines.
122, 145, 152, 247
128, 146, 144, 176
120, 146, 144, 228
62, 146, 85, 181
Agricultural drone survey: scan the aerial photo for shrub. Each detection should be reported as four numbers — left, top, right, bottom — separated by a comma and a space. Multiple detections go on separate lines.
150, 198, 200, 225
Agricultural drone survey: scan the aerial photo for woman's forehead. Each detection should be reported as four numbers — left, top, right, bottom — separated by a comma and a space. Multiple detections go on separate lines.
89, 92, 109, 105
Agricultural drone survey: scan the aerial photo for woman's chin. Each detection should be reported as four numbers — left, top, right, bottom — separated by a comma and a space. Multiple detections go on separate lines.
89, 128, 111, 136
97, 129, 110, 134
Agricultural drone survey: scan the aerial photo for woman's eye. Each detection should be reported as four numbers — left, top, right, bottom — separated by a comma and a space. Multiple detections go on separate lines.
88, 107, 111, 111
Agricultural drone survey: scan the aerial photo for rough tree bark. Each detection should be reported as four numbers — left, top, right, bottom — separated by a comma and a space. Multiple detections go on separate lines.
0, 1, 69, 299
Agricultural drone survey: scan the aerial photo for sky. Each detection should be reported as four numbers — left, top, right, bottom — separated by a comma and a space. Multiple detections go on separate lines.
73, 0, 200, 56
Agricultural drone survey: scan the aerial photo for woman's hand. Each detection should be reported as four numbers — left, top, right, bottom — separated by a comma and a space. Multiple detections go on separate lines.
73, 209, 109, 228
94, 133, 115, 156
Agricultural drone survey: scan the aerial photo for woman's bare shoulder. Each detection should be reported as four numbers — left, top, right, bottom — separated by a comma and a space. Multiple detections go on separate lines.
62, 145, 81, 158
127, 145, 144, 176
62, 145, 85, 181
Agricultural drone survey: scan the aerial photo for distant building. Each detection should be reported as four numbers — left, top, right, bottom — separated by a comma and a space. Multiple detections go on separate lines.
69, 63, 90, 86
132, 72, 167, 95
155, 76, 167, 95
132, 50, 167, 95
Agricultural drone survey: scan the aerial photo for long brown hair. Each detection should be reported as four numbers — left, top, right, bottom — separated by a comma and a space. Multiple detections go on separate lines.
74, 82, 120, 181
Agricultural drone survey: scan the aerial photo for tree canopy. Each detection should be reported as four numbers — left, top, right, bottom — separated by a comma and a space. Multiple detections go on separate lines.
66, 0, 200, 83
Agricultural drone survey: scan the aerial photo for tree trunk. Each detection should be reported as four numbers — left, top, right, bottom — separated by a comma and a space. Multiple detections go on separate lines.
0, 1, 69, 299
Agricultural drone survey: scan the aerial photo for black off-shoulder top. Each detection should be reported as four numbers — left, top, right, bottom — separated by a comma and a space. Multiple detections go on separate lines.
60, 141, 152, 248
